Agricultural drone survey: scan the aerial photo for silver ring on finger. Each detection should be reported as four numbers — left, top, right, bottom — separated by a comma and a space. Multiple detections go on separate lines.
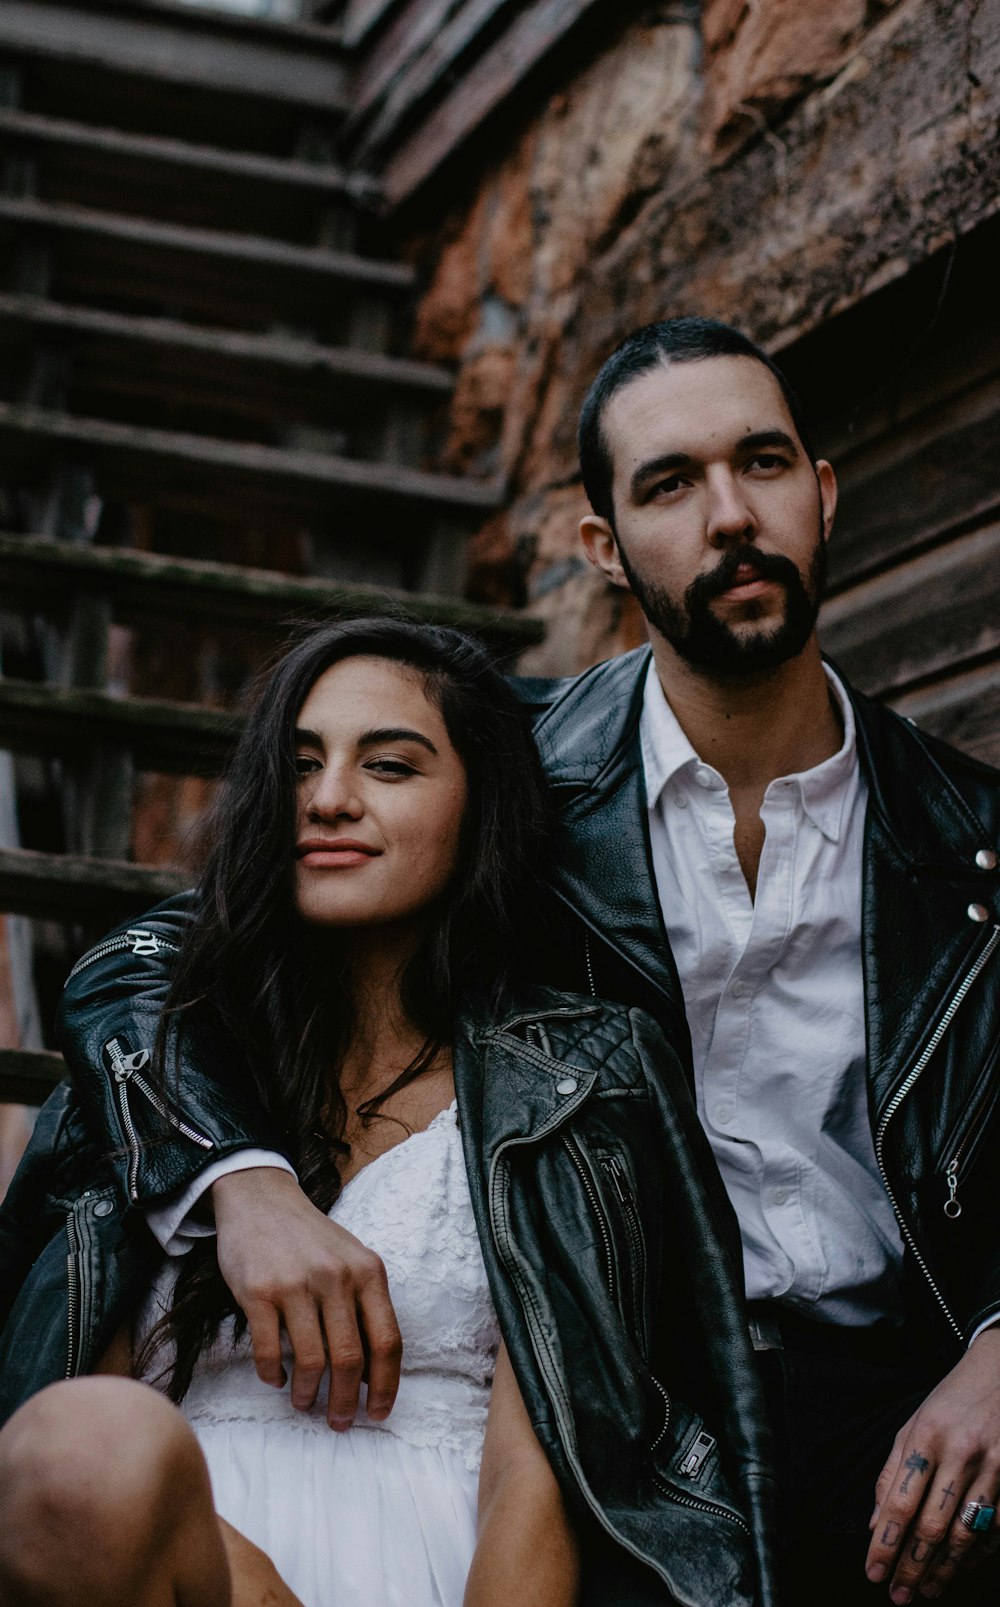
960, 1502, 997, 1534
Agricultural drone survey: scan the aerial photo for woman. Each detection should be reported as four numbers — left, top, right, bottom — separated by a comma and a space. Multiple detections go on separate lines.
0, 620, 776, 1607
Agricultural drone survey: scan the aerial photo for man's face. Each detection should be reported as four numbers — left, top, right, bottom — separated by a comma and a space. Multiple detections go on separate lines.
580, 356, 838, 679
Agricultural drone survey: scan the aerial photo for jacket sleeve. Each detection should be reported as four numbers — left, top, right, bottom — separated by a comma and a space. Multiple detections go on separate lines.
56, 891, 288, 1208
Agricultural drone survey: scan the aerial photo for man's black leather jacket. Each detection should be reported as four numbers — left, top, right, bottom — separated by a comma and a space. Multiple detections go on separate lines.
0, 971, 779, 1607
519, 649, 1000, 1361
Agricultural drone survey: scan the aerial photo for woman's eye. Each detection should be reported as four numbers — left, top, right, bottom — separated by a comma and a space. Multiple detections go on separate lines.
294, 754, 321, 776
367, 757, 418, 778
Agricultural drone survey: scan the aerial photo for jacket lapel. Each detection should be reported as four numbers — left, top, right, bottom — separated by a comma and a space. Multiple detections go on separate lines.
851, 680, 1000, 1120
532, 648, 687, 1041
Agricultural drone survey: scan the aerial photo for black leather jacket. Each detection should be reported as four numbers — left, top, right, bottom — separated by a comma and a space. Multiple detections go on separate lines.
0, 966, 778, 1607
520, 649, 1000, 1360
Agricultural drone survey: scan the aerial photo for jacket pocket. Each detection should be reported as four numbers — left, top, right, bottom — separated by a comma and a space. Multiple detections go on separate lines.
103, 1035, 214, 1202
596, 1148, 649, 1358
939, 1036, 1000, 1221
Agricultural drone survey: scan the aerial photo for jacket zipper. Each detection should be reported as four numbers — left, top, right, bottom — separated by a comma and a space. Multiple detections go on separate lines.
874, 925, 1000, 1343
600, 1153, 648, 1350
653, 1473, 750, 1534
561, 1133, 616, 1308
65, 1209, 82, 1379
943, 1065, 1000, 1219
115, 1060, 214, 1202
68, 927, 179, 979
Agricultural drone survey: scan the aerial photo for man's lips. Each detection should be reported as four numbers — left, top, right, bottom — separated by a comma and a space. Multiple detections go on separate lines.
296, 838, 380, 867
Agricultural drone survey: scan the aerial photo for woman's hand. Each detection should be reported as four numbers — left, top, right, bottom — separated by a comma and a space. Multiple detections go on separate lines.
211, 1166, 403, 1430
464, 1344, 580, 1607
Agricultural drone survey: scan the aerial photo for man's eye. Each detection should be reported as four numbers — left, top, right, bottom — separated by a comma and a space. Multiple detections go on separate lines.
651, 475, 687, 497
747, 454, 786, 473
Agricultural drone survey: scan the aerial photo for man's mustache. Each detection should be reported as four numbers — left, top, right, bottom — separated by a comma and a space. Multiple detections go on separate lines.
691, 545, 801, 604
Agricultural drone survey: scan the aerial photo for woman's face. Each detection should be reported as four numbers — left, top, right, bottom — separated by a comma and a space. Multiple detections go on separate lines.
292, 655, 468, 930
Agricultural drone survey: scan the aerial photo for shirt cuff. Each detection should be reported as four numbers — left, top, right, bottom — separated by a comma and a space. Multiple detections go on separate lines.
968, 1312, 1000, 1347
146, 1149, 297, 1255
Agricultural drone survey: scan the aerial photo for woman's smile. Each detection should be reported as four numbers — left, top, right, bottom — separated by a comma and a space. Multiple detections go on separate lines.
296, 837, 381, 869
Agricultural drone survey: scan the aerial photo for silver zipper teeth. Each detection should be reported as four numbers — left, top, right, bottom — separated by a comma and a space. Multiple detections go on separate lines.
562, 1134, 616, 1307
65, 1212, 81, 1378
875, 925, 1000, 1344
68, 929, 180, 978
584, 934, 596, 997
117, 1079, 143, 1203
129, 1070, 214, 1150
653, 1472, 751, 1535
650, 1376, 671, 1453
603, 1155, 647, 1337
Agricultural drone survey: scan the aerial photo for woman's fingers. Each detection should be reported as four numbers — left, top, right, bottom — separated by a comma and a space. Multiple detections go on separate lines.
356, 1260, 403, 1422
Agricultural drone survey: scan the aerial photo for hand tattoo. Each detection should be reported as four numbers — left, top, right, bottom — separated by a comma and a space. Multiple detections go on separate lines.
881, 1520, 902, 1546
900, 1451, 931, 1494
940, 1482, 957, 1510
910, 1537, 934, 1563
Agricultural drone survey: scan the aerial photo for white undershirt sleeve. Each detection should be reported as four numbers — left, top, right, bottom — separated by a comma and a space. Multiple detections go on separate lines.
146, 1149, 296, 1255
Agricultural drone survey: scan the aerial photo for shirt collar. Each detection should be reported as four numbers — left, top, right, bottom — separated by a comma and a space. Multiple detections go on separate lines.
639, 659, 859, 843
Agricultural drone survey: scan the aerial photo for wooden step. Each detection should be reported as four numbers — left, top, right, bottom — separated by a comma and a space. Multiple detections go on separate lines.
0, 196, 411, 336
0, 1047, 65, 1104
0, 293, 452, 436
0, 533, 544, 652
0, 844, 188, 923
0, 402, 501, 526
0, 677, 240, 777
0, 108, 375, 243
0, 0, 352, 157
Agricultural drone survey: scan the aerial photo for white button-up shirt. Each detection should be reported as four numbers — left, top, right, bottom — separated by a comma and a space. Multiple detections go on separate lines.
641, 659, 904, 1325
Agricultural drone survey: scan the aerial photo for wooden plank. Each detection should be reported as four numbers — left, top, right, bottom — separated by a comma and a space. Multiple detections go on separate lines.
0, 107, 366, 202
0, 533, 545, 649
0, 403, 501, 522
0, 844, 188, 923
352, 0, 520, 151
827, 381, 1000, 590
0, 1047, 65, 1105
891, 661, 1000, 769
337, 0, 406, 50
0, 295, 453, 415
820, 520, 1000, 698
0, 196, 412, 289
379, 0, 611, 204
0, 678, 240, 777
0, 0, 351, 115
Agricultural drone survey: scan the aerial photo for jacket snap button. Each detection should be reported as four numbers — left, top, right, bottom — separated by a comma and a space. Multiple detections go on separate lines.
556, 1077, 578, 1096
92, 1200, 114, 1218
967, 903, 990, 923
975, 849, 998, 870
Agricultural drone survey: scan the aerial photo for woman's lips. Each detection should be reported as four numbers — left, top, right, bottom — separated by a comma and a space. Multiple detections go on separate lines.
296, 840, 380, 868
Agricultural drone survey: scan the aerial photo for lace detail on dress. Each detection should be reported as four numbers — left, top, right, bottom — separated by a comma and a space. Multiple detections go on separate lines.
140, 1100, 501, 1474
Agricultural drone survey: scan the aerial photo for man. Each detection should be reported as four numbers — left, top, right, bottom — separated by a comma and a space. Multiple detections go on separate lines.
45, 320, 1000, 1602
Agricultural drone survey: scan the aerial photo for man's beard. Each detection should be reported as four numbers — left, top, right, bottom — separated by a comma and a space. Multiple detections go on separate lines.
617, 532, 826, 679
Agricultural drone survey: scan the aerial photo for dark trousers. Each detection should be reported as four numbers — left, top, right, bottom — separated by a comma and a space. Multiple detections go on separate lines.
755, 1314, 1000, 1606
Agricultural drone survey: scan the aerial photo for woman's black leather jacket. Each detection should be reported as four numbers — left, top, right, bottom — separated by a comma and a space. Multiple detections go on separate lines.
0, 924, 779, 1607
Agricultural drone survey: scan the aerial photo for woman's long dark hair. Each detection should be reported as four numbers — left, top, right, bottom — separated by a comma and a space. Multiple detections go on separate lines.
138, 617, 554, 1399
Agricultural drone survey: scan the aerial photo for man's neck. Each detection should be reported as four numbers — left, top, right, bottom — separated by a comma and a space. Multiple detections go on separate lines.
649, 633, 843, 794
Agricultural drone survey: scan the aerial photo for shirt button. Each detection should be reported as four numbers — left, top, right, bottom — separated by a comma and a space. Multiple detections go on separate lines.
694, 768, 713, 789
730, 980, 748, 1000
772, 1188, 787, 1206
716, 1102, 734, 1125
975, 849, 998, 870
93, 1200, 114, 1218
968, 903, 990, 923
673, 790, 688, 809
556, 1077, 578, 1096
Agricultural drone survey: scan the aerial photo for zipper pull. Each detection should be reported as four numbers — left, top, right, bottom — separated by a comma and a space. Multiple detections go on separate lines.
680, 1431, 716, 1478
944, 1160, 962, 1219
605, 1156, 628, 1203
127, 929, 160, 956
113, 1048, 151, 1082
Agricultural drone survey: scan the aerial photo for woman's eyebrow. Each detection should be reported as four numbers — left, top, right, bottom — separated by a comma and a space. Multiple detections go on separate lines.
293, 726, 322, 747
359, 726, 439, 755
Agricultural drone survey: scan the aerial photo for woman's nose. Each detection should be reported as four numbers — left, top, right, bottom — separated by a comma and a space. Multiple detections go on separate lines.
305, 765, 363, 821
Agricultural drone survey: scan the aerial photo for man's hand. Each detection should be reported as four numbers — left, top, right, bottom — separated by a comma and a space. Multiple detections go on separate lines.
865, 1329, 1000, 1602
210, 1166, 403, 1432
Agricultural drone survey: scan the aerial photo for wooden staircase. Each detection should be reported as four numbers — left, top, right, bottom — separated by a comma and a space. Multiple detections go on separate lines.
0, 0, 541, 1106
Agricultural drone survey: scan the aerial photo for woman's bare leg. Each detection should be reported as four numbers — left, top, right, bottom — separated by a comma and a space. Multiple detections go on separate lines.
0, 1377, 230, 1607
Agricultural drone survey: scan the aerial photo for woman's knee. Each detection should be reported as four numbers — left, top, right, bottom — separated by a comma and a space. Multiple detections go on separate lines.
0, 1377, 213, 1598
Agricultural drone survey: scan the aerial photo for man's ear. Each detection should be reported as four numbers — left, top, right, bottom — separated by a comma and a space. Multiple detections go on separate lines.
579, 514, 631, 590
816, 459, 837, 543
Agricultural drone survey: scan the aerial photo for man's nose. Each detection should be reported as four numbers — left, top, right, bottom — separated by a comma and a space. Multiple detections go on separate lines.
705, 469, 757, 547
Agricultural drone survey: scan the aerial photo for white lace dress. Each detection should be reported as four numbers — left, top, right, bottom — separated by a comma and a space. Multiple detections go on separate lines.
138, 1102, 501, 1607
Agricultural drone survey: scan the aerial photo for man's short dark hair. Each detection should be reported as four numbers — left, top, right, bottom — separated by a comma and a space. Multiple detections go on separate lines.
577, 316, 817, 524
